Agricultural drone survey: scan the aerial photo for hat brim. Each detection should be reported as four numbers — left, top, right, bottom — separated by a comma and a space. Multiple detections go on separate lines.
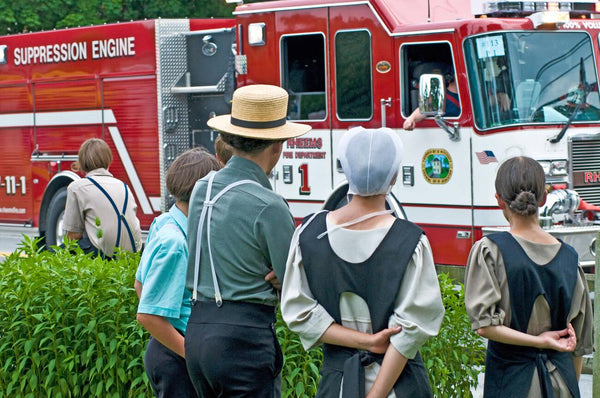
207, 114, 311, 140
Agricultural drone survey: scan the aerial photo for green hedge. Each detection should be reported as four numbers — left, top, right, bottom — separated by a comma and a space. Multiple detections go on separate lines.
0, 237, 484, 397
0, 238, 148, 398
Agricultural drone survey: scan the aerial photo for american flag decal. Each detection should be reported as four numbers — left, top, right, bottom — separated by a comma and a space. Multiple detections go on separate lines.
476, 150, 498, 164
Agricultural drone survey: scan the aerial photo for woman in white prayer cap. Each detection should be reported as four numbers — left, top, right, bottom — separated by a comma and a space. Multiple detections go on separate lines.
281, 127, 445, 398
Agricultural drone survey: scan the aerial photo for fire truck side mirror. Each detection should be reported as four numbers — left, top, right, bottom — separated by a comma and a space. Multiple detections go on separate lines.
418, 73, 445, 117
419, 73, 460, 141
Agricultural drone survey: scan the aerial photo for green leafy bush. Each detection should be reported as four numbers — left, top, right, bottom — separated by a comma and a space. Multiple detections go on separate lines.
276, 314, 322, 398
0, 238, 483, 398
421, 273, 486, 397
0, 237, 150, 398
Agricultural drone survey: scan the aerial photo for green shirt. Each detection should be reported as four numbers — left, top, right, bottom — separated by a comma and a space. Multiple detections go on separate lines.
186, 155, 295, 306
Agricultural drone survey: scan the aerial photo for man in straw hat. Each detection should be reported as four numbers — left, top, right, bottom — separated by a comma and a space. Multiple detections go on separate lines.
184, 84, 311, 396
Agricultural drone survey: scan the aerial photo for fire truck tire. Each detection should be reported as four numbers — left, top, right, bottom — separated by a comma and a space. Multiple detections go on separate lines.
45, 187, 68, 247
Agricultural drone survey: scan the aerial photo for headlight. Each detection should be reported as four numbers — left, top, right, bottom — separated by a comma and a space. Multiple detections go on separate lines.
538, 160, 551, 176
550, 160, 568, 176
538, 159, 567, 177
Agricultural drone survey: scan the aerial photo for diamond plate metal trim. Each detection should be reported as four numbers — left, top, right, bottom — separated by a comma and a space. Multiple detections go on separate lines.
155, 19, 190, 212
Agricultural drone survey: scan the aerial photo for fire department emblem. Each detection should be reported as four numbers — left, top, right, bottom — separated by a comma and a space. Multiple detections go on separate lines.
422, 149, 452, 184
376, 61, 391, 73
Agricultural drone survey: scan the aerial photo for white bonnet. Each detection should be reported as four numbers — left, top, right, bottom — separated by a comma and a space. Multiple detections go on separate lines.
338, 127, 404, 196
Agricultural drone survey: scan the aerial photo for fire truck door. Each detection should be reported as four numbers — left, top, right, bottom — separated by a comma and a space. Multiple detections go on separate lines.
273, 8, 329, 214
184, 29, 236, 153
396, 40, 475, 265
327, 4, 398, 204
0, 85, 33, 223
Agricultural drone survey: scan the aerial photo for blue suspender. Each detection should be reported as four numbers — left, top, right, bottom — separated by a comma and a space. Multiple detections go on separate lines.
86, 176, 137, 253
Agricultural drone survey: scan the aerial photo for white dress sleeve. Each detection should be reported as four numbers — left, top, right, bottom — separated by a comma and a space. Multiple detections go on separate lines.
388, 235, 445, 359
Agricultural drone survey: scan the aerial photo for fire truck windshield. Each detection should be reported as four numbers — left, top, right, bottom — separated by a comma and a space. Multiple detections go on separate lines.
464, 31, 600, 130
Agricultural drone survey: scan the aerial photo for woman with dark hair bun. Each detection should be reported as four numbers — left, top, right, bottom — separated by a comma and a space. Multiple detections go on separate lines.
464, 156, 593, 398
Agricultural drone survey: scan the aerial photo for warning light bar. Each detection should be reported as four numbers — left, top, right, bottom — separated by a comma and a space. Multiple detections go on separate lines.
474, 1, 600, 18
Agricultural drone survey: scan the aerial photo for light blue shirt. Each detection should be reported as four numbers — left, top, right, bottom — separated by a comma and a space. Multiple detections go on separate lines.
136, 205, 191, 332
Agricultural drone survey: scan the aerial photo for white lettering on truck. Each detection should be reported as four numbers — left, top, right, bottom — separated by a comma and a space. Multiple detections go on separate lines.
11, 36, 135, 66
92, 37, 135, 59
14, 42, 87, 65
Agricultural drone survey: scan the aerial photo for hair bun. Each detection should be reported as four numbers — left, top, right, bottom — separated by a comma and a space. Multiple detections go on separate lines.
509, 191, 538, 216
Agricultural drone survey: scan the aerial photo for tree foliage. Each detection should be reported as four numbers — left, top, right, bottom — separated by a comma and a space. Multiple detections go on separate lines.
0, 0, 265, 35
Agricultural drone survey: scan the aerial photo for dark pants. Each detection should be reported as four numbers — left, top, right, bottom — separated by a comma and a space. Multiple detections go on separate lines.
185, 300, 283, 398
144, 337, 198, 398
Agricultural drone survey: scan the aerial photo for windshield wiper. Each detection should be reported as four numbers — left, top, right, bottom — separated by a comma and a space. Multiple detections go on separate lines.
549, 57, 587, 144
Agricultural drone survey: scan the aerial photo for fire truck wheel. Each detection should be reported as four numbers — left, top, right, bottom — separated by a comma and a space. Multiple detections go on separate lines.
46, 187, 68, 247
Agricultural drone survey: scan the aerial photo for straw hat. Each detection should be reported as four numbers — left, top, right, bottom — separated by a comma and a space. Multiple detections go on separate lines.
207, 84, 311, 140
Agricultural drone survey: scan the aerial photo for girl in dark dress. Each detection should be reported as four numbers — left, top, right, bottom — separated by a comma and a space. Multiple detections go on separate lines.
465, 156, 593, 398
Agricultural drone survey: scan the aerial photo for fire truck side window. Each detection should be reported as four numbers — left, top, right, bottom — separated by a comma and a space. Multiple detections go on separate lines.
281, 34, 326, 120
335, 30, 373, 120
400, 42, 456, 117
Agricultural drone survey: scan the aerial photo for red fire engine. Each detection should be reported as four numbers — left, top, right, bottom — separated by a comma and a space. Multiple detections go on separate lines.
0, 18, 235, 246
2, 0, 600, 270
230, 0, 600, 269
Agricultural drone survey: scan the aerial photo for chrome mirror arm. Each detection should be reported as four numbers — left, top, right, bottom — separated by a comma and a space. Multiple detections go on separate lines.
434, 115, 460, 141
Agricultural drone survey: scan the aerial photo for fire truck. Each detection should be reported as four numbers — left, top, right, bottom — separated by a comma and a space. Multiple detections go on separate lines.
231, 0, 600, 269
3, 0, 600, 270
0, 18, 236, 246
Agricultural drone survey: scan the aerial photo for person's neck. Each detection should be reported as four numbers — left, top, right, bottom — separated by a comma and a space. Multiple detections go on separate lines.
507, 213, 557, 244
175, 201, 189, 217
233, 150, 274, 175
447, 81, 457, 94
330, 194, 394, 229
347, 195, 387, 212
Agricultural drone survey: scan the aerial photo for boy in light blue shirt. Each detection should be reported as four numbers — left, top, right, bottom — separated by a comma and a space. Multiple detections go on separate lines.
135, 148, 221, 398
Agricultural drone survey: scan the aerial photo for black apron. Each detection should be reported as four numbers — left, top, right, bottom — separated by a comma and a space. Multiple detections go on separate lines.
299, 211, 432, 398
484, 232, 580, 398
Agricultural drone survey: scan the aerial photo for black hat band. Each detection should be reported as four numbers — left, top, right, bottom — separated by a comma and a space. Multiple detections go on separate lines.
230, 116, 287, 129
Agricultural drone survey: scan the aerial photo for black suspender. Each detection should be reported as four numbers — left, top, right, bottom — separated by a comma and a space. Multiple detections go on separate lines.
86, 176, 137, 253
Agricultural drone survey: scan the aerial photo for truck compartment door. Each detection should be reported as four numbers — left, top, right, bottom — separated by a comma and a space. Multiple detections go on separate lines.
174, 28, 236, 153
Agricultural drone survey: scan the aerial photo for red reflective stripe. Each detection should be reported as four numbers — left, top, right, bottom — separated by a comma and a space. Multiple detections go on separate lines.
446, 92, 460, 108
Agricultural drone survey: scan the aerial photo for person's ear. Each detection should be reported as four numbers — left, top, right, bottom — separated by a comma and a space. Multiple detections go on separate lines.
270, 141, 284, 158
539, 191, 547, 207
272, 141, 283, 152
495, 193, 506, 209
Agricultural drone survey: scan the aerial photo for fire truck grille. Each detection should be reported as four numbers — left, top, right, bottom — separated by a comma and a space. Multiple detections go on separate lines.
570, 137, 600, 205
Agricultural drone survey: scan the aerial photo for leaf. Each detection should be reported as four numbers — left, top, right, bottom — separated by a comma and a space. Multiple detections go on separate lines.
295, 382, 305, 397
117, 368, 126, 383
95, 381, 104, 396
24, 340, 34, 354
